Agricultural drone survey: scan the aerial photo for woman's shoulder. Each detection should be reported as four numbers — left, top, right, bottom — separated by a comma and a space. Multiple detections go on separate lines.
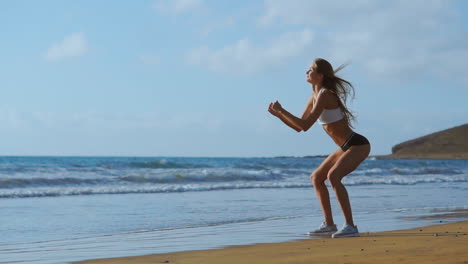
319, 88, 340, 106
321, 87, 337, 94
318, 88, 335, 98
321, 88, 340, 99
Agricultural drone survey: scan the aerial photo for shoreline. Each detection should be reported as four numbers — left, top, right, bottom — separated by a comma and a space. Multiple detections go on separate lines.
74, 220, 468, 264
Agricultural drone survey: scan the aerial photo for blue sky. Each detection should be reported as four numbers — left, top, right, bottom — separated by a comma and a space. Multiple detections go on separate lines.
1, 0, 467, 157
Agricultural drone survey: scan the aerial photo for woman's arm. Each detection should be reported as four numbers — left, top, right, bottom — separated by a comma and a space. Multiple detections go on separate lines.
268, 103, 303, 132
268, 93, 326, 132
301, 95, 314, 119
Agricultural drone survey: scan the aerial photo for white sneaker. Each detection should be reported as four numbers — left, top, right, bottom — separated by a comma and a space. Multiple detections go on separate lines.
308, 221, 337, 235
332, 224, 360, 238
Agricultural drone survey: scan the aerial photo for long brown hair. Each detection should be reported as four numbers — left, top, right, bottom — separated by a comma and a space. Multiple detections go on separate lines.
313, 58, 356, 128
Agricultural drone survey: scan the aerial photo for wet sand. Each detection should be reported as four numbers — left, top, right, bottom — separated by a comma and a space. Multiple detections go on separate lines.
75, 220, 468, 264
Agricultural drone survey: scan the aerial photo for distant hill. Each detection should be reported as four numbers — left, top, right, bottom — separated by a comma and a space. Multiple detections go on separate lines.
387, 124, 468, 159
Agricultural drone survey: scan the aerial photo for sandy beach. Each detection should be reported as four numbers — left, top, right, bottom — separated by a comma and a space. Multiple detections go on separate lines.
75, 220, 468, 264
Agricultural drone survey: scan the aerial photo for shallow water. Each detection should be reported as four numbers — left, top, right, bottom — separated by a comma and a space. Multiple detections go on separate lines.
0, 156, 467, 263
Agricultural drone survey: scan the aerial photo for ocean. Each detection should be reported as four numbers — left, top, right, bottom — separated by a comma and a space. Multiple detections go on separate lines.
1, 156, 467, 264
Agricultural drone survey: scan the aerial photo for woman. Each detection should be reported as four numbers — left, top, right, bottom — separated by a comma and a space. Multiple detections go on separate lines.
268, 58, 370, 238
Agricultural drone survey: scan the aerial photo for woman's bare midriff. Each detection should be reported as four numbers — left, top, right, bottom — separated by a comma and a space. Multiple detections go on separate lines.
322, 119, 354, 147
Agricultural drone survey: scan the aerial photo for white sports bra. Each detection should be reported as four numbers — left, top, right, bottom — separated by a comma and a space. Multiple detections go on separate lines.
314, 88, 345, 125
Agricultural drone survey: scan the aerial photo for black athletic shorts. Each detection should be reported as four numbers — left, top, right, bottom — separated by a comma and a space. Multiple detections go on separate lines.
340, 132, 370, 152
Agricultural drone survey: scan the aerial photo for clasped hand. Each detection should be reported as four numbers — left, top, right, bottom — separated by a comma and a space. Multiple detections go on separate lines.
268, 101, 283, 117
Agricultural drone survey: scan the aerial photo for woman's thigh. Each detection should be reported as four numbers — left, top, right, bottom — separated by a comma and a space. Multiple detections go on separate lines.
312, 148, 344, 183
328, 144, 370, 182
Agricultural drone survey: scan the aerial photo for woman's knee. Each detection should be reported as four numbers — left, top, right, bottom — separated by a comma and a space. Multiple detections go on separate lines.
310, 171, 326, 186
327, 170, 342, 189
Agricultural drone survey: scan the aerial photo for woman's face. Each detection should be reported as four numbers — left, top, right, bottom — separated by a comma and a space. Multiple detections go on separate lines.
306, 64, 322, 85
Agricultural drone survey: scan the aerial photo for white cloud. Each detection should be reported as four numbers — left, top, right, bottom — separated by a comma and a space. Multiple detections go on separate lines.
44, 32, 88, 62
153, 0, 204, 14
258, 0, 381, 26
187, 29, 314, 73
257, 0, 468, 82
